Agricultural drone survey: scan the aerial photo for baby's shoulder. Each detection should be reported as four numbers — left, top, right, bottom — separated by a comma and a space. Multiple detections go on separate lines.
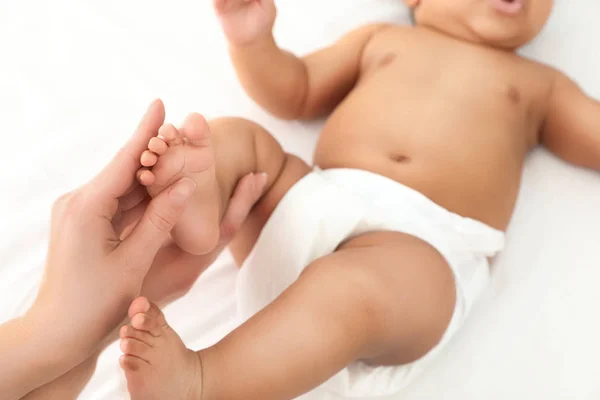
340, 22, 409, 45
364, 23, 414, 43
358, 24, 415, 56
514, 55, 559, 87
336, 23, 412, 70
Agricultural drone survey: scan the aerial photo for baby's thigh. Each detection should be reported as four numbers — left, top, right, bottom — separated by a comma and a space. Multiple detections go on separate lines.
333, 231, 456, 366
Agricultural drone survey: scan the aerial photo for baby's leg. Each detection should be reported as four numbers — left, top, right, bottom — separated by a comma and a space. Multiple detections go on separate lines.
120, 231, 456, 400
138, 116, 308, 257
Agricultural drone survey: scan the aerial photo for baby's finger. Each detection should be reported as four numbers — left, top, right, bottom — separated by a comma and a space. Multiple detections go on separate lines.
219, 172, 267, 244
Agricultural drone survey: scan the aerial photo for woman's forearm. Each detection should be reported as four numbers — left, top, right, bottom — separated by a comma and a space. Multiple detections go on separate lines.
18, 318, 126, 400
20, 351, 101, 400
0, 316, 73, 400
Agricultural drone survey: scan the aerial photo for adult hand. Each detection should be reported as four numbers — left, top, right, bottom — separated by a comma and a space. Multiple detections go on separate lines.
29, 100, 195, 366
33, 99, 268, 359
16, 171, 266, 400
6, 104, 267, 400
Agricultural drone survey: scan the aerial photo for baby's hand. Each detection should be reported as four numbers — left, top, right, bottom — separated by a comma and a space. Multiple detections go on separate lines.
214, 0, 276, 46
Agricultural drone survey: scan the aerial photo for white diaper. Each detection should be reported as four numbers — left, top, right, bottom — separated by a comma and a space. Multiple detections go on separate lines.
236, 168, 505, 398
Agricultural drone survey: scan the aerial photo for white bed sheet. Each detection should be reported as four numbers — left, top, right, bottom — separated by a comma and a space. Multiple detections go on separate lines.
1, 0, 599, 399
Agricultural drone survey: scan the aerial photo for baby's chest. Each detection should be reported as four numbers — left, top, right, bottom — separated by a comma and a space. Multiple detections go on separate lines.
367, 55, 540, 110
365, 36, 548, 108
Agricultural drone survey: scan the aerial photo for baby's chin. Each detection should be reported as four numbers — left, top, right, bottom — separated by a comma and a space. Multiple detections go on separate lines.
465, 17, 537, 50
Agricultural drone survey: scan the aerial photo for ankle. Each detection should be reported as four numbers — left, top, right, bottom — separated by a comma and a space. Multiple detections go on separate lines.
194, 346, 223, 400
188, 350, 205, 400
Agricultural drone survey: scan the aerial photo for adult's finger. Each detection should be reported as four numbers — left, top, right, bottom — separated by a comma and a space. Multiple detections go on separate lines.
91, 100, 166, 200
114, 198, 148, 241
219, 172, 267, 244
118, 178, 196, 273
119, 185, 148, 212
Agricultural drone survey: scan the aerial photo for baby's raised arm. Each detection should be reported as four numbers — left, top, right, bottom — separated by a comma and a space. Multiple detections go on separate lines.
214, 0, 387, 120
542, 72, 600, 170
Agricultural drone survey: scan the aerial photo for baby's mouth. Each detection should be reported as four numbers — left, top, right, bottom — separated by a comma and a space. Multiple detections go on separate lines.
489, 0, 524, 15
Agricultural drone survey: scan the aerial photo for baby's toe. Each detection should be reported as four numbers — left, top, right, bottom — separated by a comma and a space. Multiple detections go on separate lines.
120, 337, 153, 361
128, 297, 152, 319
130, 301, 168, 337
140, 150, 158, 167
158, 124, 182, 146
180, 113, 210, 147
148, 137, 168, 155
120, 325, 156, 347
132, 314, 160, 337
120, 354, 149, 372
137, 169, 156, 186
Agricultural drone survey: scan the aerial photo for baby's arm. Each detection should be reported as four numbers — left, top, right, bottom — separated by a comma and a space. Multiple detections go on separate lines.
215, 0, 388, 120
542, 72, 600, 170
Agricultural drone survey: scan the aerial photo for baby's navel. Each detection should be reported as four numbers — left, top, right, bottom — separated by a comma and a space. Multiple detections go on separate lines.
390, 153, 410, 163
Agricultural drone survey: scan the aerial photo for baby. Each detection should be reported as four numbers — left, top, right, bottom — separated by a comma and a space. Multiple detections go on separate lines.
117, 0, 600, 399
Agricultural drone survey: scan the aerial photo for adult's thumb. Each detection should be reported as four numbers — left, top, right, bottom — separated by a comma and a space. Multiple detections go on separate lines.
121, 177, 196, 265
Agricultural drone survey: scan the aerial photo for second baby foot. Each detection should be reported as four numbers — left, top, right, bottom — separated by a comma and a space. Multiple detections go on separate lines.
119, 297, 202, 400
138, 114, 220, 255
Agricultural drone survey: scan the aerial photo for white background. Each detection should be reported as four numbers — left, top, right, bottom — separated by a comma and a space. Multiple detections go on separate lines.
1, 0, 599, 399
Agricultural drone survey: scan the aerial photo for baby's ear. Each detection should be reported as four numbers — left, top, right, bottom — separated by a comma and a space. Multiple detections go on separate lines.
403, 0, 420, 8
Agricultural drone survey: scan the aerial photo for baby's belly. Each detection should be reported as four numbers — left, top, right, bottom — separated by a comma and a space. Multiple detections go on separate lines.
314, 130, 526, 231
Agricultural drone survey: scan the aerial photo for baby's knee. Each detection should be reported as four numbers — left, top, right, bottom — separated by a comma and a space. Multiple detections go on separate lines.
210, 117, 284, 168
209, 117, 275, 146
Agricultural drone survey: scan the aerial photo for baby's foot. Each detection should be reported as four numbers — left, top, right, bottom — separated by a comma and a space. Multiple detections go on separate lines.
119, 297, 202, 400
138, 114, 220, 255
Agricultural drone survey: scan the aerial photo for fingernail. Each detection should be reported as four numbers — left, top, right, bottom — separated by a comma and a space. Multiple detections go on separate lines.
169, 178, 196, 206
